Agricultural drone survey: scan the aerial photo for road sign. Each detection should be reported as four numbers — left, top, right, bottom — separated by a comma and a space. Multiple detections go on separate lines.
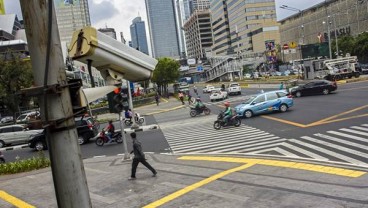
197, 65, 203, 71
282, 44, 289, 50
290, 41, 298, 49
290, 49, 297, 54
283, 50, 290, 54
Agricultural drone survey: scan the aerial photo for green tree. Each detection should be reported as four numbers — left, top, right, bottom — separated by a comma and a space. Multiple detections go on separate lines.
332, 32, 368, 62
151, 57, 180, 96
0, 53, 34, 115
331, 35, 355, 57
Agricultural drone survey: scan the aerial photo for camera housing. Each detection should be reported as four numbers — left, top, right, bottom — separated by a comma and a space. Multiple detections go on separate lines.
68, 26, 157, 82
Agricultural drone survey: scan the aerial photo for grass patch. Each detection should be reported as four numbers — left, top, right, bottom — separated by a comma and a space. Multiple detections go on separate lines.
0, 151, 50, 175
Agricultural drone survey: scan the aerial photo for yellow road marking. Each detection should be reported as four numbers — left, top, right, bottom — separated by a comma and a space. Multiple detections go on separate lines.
143, 163, 256, 208
261, 115, 308, 128
178, 156, 366, 177
308, 105, 368, 125
144, 156, 366, 207
0, 191, 35, 208
262, 105, 368, 128
309, 113, 368, 126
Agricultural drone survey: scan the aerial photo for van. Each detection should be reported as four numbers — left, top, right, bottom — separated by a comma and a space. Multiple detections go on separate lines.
16, 111, 40, 124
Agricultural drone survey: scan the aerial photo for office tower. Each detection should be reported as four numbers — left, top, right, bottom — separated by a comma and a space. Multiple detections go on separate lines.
98, 27, 117, 40
130, 16, 149, 55
210, 0, 231, 56
191, 0, 210, 12
227, 0, 279, 54
184, 10, 212, 59
54, 0, 91, 43
145, 0, 181, 58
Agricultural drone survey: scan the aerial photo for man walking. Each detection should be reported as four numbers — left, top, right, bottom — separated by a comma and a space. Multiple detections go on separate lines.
129, 132, 157, 180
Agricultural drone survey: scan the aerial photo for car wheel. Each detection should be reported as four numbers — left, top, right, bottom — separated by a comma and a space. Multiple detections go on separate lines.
211, 99, 214, 102
244, 110, 253, 118
78, 135, 86, 145
322, 89, 329, 95
279, 104, 288, 112
0, 140, 5, 148
296, 91, 302, 97
238, 91, 241, 95
35, 141, 46, 151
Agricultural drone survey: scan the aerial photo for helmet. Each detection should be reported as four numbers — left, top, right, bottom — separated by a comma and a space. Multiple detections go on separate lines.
224, 101, 230, 107
109, 120, 113, 124
196, 98, 201, 101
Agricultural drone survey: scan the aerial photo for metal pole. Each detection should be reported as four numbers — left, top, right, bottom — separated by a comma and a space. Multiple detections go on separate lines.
19, 0, 91, 207
87, 59, 95, 88
333, 15, 339, 56
119, 112, 130, 160
127, 81, 138, 128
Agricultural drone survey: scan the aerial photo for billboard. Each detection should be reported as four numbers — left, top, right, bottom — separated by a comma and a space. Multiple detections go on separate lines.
301, 43, 329, 59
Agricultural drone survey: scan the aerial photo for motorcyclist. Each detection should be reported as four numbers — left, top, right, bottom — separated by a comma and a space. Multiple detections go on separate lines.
193, 85, 198, 94
223, 101, 232, 125
125, 109, 132, 121
194, 98, 204, 111
105, 120, 115, 143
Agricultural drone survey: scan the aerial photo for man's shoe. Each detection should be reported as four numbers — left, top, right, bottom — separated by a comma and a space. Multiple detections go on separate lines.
152, 172, 157, 177
128, 177, 136, 180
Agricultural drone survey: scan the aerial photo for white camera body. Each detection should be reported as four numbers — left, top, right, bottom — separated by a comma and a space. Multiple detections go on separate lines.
68, 26, 157, 82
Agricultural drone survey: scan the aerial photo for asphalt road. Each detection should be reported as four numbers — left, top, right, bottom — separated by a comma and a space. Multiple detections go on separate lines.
3, 80, 368, 167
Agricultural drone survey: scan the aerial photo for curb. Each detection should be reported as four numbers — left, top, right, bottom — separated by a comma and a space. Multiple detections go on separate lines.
123, 124, 159, 133
143, 105, 186, 116
0, 144, 28, 152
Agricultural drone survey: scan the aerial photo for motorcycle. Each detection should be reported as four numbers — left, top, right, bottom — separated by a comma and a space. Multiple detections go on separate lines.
95, 130, 123, 146
190, 106, 211, 117
0, 151, 5, 163
124, 112, 145, 126
213, 111, 241, 130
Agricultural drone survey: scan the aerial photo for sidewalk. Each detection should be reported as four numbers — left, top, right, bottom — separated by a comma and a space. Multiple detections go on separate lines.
0, 154, 367, 207
96, 97, 185, 121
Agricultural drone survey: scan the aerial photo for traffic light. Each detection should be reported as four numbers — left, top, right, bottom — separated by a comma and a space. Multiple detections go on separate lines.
113, 88, 129, 112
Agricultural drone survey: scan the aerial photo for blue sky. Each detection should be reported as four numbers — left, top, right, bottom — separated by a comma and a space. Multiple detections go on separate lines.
3, 0, 324, 42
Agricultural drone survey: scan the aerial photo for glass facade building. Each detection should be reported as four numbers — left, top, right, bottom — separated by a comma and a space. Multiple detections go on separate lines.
145, 0, 181, 58
130, 17, 149, 55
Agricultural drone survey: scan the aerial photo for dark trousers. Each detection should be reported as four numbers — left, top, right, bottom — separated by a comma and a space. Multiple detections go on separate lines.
131, 158, 156, 178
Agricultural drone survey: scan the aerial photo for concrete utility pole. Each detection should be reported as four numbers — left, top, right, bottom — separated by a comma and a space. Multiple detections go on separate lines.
19, 1, 92, 207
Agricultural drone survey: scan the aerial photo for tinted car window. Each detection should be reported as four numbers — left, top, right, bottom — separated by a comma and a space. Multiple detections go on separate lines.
266, 93, 278, 100
254, 95, 266, 103
13, 126, 24, 132
1, 127, 13, 133
75, 120, 87, 127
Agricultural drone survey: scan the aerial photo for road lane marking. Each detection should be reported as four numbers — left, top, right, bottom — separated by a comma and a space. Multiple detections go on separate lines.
0, 191, 35, 208
144, 105, 186, 116
260, 115, 308, 127
308, 105, 368, 125
261, 105, 368, 128
144, 156, 366, 207
143, 163, 255, 208
178, 156, 366, 177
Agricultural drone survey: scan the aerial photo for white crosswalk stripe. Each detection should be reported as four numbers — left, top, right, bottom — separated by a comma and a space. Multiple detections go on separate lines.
159, 116, 285, 154
247, 124, 368, 168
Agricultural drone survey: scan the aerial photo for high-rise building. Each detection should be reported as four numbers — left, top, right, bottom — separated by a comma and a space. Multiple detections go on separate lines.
210, 0, 231, 56
184, 10, 212, 59
130, 16, 149, 55
98, 27, 117, 40
191, 0, 210, 12
145, 0, 181, 58
227, 0, 279, 55
54, 0, 91, 43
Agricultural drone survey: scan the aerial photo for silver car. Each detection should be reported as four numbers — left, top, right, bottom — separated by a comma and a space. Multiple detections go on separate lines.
0, 125, 43, 148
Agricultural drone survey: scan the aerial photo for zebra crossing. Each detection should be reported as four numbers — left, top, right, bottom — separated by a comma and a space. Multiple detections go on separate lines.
247, 124, 368, 168
159, 115, 368, 168
159, 115, 286, 154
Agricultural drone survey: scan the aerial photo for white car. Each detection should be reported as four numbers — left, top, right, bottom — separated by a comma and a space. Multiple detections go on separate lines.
227, 83, 241, 95
0, 125, 43, 148
210, 89, 228, 102
203, 85, 215, 93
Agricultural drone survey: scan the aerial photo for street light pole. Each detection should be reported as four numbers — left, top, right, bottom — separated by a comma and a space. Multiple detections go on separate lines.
323, 16, 333, 59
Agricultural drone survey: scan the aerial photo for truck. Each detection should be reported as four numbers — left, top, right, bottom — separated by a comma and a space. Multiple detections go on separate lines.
303, 56, 360, 81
